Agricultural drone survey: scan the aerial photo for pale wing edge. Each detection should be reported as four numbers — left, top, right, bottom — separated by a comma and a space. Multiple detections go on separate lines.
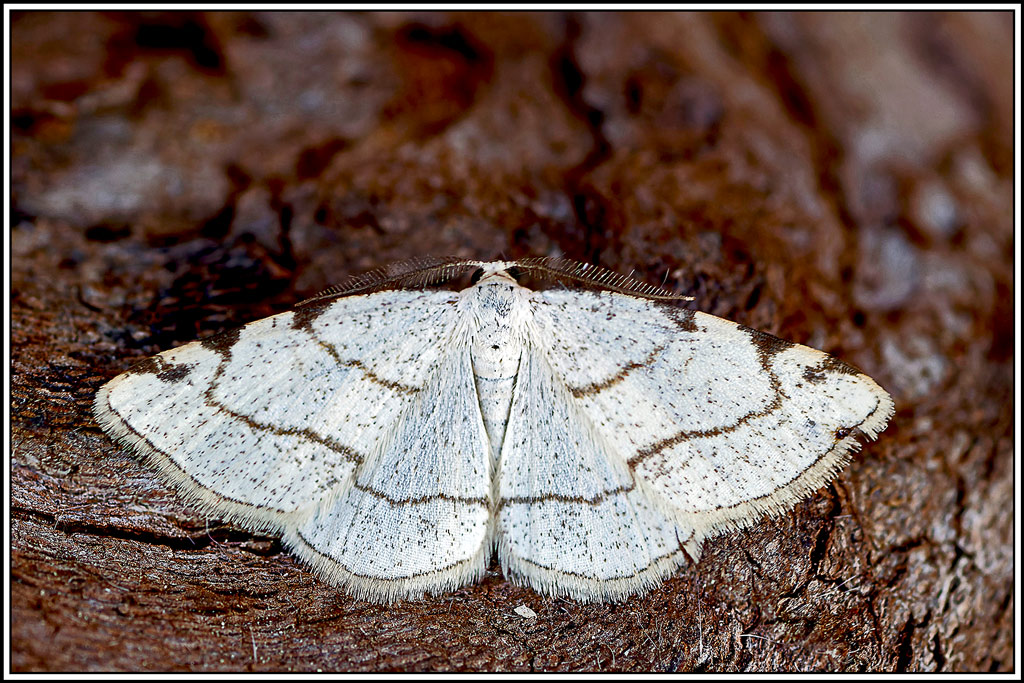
284, 525, 491, 604
498, 533, 694, 603
93, 374, 301, 535
643, 375, 895, 555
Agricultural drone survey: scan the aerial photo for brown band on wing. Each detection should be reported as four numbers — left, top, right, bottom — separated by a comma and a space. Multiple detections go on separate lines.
99, 390, 294, 514
627, 324, 794, 469
195, 316, 417, 460
202, 333, 366, 464
341, 357, 422, 396
203, 385, 366, 464
291, 300, 333, 332
351, 481, 489, 507
685, 396, 882, 516
497, 482, 635, 510
306, 333, 423, 396
567, 345, 665, 398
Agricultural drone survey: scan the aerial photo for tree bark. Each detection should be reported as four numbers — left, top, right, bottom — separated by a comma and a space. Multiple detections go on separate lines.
11, 11, 1014, 672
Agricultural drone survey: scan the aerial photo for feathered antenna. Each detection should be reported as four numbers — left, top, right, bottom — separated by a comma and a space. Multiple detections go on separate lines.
297, 256, 691, 306
511, 257, 692, 301
297, 257, 482, 306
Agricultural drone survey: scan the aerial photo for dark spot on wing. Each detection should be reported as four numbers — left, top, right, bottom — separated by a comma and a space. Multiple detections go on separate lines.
291, 301, 332, 332
126, 356, 164, 377
126, 355, 194, 383
199, 326, 242, 358
741, 325, 796, 365
157, 362, 194, 383
804, 354, 862, 383
658, 304, 697, 332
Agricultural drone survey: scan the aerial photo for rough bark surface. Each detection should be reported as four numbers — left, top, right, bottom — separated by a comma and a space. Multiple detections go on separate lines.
10, 11, 1014, 673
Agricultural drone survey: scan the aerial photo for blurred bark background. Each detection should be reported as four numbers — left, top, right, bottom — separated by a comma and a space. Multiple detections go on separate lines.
10, 11, 1014, 672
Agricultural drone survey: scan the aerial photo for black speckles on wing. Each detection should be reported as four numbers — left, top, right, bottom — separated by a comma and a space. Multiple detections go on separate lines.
495, 343, 690, 600
288, 346, 492, 596
95, 288, 468, 528
524, 289, 893, 549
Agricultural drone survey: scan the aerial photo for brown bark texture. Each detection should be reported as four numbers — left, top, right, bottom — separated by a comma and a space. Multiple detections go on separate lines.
9, 10, 1015, 673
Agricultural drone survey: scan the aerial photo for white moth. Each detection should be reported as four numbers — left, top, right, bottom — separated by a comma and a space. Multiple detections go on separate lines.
94, 257, 894, 603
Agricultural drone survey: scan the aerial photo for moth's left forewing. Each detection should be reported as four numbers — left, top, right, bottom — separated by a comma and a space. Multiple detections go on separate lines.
529, 288, 893, 549
650, 311, 896, 534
